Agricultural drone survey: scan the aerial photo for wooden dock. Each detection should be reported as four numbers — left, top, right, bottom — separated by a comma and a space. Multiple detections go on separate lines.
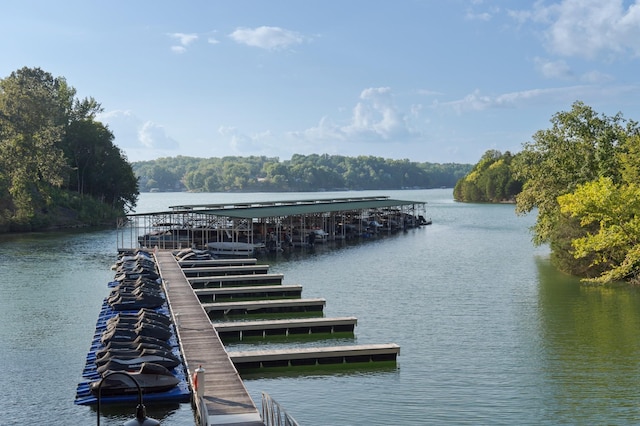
155, 247, 400, 424
155, 251, 264, 426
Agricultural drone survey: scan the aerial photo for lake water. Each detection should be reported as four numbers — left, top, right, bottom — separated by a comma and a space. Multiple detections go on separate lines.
2, 189, 640, 425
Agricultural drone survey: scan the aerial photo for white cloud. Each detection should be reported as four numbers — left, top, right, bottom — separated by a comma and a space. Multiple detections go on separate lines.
98, 110, 178, 151
580, 70, 614, 83
417, 89, 443, 96
167, 32, 198, 53
511, 0, 640, 59
287, 87, 420, 147
534, 57, 573, 79
444, 87, 576, 112
138, 121, 178, 149
533, 57, 616, 83
229, 26, 305, 50
465, 1, 500, 21
218, 126, 274, 154
342, 87, 415, 140
465, 10, 492, 21
444, 84, 640, 113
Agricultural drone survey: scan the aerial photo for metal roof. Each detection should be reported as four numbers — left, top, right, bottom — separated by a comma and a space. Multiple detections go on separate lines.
128, 196, 425, 219
197, 198, 424, 219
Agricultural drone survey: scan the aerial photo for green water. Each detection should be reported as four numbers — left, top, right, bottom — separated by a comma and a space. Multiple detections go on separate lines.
2, 189, 640, 425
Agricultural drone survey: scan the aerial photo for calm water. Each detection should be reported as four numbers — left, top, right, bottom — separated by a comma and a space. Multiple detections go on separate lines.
2, 189, 640, 425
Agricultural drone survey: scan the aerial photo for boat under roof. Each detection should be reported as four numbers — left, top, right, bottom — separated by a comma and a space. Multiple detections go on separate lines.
118, 196, 427, 251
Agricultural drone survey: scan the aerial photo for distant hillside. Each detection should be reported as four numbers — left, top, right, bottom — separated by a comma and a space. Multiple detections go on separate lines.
132, 154, 473, 192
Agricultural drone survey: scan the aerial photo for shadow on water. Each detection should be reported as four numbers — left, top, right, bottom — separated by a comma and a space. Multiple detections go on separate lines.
239, 361, 399, 380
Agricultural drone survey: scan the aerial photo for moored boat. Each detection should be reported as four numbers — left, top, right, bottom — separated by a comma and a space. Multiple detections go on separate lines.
207, 241, 265, 257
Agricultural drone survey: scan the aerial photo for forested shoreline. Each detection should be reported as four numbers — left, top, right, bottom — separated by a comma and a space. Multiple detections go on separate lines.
3, 65, 639, 287
0, 67, 139, 232
455, 101, 640, 286
132, 155, 472, 193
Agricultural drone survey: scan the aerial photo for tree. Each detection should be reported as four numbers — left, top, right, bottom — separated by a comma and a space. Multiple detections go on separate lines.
453, 150, 522, 202
0, 67, 68, 221
0, 67, 139, 230
513, 101, 639, 276
64, 118, 110, 196
558, 177, 640, 284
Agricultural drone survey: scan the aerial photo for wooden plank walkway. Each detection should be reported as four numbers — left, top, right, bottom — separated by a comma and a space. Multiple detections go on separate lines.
155, 251, 264, 426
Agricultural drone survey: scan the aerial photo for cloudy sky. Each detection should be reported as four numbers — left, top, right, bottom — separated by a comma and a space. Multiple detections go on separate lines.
2, 0, 639, 164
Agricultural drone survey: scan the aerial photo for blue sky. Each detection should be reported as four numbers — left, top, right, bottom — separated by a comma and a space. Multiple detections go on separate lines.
2, 1, 640, 164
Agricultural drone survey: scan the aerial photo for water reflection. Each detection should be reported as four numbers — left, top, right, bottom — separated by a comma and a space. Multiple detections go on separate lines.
536, 258, 640, 423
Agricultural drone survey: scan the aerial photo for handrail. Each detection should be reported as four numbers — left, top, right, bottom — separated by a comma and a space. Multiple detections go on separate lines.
261, 392, 300, 426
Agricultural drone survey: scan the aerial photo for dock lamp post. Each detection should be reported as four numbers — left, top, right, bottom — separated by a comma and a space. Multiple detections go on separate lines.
96, 371, 160, 426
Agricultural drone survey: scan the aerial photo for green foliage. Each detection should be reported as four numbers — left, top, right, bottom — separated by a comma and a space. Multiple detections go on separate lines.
513, 101, 635, 246
558, 177, 640, 284
132, 154, 472, 192
453, 150, 523, 202
513, 100, 640, 283
0, 67, 139, 231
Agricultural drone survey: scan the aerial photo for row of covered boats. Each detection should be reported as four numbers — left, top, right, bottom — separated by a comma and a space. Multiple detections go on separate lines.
75, 249, 190, 405
133, 197, 431, 253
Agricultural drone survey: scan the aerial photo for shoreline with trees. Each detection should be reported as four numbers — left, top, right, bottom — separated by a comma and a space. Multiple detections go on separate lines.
0, 67, 139, 232
132, 154, 472, 193
455, 101, 640, 286
4, 66, 639, 287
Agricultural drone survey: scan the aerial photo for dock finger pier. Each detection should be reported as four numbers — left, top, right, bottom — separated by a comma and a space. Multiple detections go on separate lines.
77, 196, 427, 425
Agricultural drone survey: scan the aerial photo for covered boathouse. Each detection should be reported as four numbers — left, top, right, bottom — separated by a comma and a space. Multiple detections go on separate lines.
117, 195, 428, 252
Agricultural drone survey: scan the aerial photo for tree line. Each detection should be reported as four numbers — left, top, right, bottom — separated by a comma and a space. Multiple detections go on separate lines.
0, 67, 138, 232
455, 101, 640, 286
133, 154, 472, 193
453, 150, 523, 203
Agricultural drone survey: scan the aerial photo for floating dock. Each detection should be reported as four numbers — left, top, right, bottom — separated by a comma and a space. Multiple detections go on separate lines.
154, 248, 401, 425
188, 273, 285, 288
99, 195, 420, 424
182, 265, 271, 277
179, 258, 258, 268
212, 317, 358, 341
229, 344, 401, 370
202, 298, 326, 318
194, 284, 304, 302
156, 251, 264, 426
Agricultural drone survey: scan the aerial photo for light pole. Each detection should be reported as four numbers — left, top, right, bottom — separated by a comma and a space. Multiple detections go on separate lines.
96, 371, 161, 426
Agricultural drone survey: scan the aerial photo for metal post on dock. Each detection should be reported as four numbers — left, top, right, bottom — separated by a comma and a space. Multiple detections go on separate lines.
194, 365, 205, 398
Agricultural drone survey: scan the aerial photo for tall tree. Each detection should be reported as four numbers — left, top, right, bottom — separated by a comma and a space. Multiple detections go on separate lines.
0, 67, 139, 230
0, 67, 68, 220
513, 101, 639, 275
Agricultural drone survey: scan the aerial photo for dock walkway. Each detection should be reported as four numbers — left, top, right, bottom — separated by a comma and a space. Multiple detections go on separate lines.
155, 251, 264, 426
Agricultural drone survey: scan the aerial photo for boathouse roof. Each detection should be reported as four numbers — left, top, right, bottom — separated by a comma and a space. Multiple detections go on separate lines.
129, 196, 424, 219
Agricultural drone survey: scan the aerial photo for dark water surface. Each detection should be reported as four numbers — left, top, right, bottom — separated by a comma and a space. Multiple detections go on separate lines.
2, 189, 640, 425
